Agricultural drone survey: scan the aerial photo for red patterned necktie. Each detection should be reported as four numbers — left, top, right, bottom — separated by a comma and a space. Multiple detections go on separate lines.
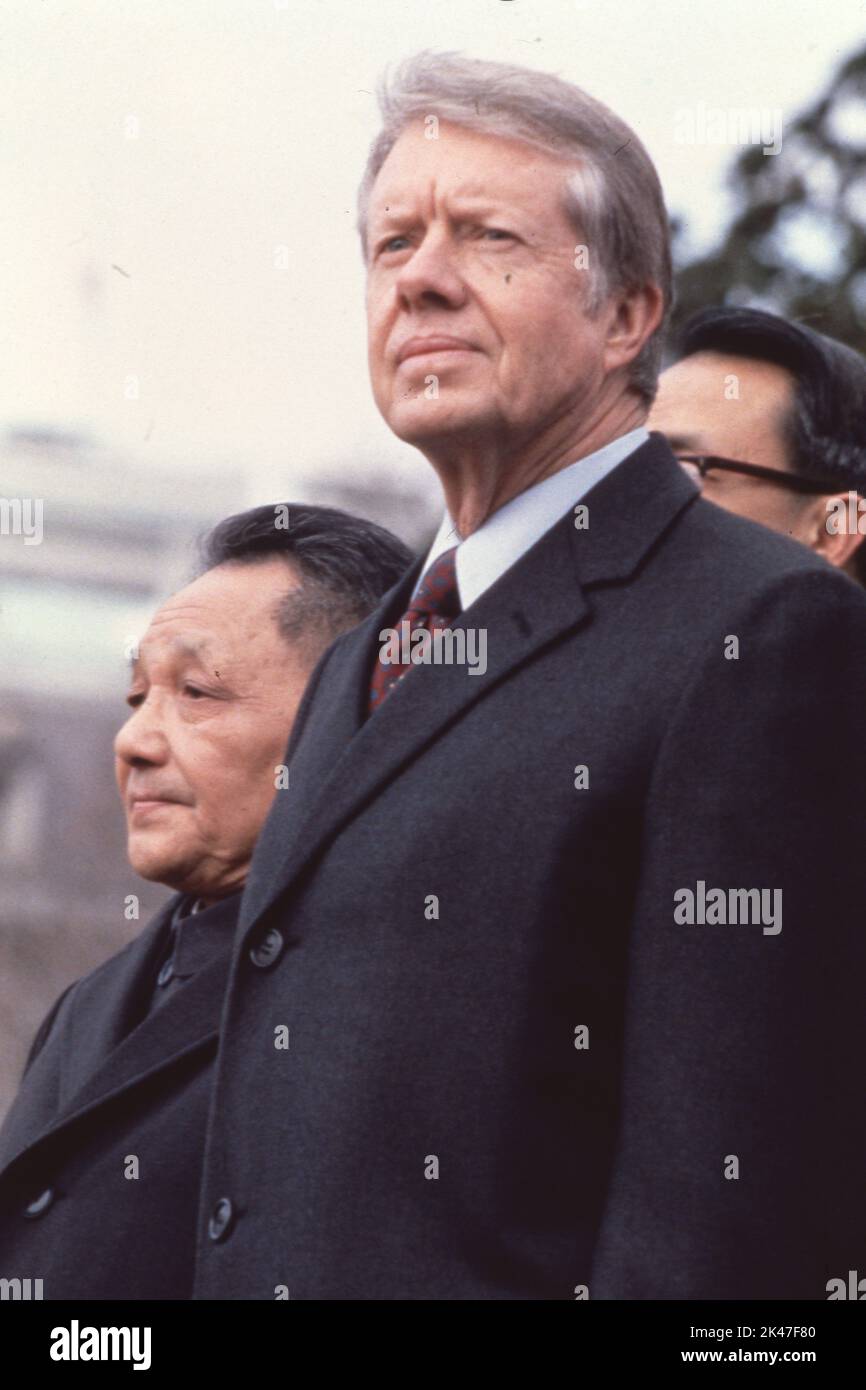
368, 545, 461, 714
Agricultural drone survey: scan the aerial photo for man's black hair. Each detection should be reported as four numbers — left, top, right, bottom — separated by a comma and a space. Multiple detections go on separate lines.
199, 502, 414, 658
676, 306, 866, 582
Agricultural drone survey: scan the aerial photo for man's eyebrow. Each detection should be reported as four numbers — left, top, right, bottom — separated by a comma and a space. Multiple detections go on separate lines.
127, 635, 216, 674
659, 431, 705, 452
368, 204, 420, 232
171, 636, 234, 681
170, 635, 212, 658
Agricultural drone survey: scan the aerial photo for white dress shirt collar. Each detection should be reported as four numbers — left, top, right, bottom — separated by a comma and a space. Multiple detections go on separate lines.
415, 427, 649, 610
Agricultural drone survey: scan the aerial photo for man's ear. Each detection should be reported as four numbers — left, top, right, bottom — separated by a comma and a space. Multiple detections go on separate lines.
603, 282, 664, 375
808, 491, 866, 571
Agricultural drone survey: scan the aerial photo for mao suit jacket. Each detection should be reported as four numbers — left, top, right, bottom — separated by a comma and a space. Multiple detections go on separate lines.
0, 896, 235, 1299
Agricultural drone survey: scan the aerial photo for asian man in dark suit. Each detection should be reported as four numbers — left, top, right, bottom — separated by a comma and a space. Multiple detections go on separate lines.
650, 306, 866, 583
0, 504, 411, 1298
184, 53, 866, 1300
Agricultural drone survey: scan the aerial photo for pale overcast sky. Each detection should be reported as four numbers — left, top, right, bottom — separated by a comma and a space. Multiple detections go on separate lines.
2, 0, 866, 500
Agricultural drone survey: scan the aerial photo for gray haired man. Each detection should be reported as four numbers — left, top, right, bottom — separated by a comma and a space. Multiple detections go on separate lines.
198, 51, 866, 1301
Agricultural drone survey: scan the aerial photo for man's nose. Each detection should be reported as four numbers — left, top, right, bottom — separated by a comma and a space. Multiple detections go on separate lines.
113, 699, 170, 767
394, 230, 468, 311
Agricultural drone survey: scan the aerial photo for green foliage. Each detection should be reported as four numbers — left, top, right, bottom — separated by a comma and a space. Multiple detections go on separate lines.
672, 46, 866, 353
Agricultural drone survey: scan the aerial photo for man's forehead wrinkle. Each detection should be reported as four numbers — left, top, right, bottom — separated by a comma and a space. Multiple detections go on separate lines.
146, 602, 214, 634
131, 625, 221, 671
370, 168, 556, 237
376, 170, 529, 205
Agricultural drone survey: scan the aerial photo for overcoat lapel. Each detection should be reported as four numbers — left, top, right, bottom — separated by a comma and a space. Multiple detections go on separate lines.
240, 435, 697, 933
0, 898, 234, 1179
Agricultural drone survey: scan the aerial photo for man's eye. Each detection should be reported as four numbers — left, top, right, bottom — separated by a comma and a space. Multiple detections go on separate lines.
481, 228, 514, 242
184, 685, 209, 699
379, 235, 410, 255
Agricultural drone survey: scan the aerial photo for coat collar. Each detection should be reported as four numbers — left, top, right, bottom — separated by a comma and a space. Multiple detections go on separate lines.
239, 433, 698, 934
170, 891, 243, 979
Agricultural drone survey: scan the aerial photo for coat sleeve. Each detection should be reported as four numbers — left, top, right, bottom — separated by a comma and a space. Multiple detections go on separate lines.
589, 565, 866, 1299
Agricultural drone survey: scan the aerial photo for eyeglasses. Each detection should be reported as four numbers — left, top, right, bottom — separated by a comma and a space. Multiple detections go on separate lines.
676, 454, 843, 496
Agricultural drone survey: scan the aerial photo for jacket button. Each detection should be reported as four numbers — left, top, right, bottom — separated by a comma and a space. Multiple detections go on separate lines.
208, 1197, 235, 1242
249, 927, 284, 969
157, 959, 174, 987
24, 1186, 55, 1219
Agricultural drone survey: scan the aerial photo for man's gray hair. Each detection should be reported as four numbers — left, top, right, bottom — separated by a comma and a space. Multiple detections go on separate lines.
357, 51, 672, 404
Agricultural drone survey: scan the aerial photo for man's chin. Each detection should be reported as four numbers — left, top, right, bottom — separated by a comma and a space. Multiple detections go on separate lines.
127, 838, 191, 891
384, 400, 494, 450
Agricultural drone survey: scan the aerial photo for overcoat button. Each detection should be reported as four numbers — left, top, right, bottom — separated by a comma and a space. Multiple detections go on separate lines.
208, 1196, 235, 1242
24, 1186, 55, 1218
249, 928, 285, 969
